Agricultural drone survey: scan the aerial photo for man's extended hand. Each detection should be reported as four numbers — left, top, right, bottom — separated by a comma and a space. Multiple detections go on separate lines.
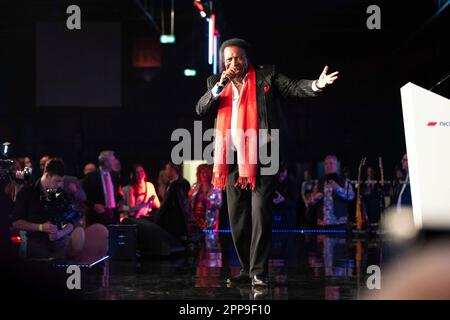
315, 66, 339, 90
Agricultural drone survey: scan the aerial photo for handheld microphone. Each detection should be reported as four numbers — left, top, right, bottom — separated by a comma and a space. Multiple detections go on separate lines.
215, 76, 230, 95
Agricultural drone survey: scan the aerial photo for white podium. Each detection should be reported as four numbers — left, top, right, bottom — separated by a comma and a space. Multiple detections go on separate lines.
401, 82, 450, 230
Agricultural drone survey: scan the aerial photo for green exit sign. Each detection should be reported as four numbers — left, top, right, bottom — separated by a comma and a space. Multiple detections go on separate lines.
160, 35, 176, 44
184, 69, 197, 77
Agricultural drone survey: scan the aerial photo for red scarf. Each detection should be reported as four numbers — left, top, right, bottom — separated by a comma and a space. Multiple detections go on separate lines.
212, 65, 258, 190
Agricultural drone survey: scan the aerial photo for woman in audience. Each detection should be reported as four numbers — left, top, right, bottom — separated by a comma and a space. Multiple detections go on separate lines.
187, 164, 222, 233
128, 164, 160, 219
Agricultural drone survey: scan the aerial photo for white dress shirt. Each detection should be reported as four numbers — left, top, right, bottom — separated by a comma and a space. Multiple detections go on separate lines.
100, 169, 116, 209
396, 173, 409, 211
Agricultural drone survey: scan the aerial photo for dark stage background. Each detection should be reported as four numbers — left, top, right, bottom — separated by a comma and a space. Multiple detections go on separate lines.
0, 0, 448, 181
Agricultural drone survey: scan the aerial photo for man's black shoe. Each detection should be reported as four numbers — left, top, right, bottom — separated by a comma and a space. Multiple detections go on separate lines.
251, 286, 269, 299
226, 274, 251, 286
251, 275, 269, 287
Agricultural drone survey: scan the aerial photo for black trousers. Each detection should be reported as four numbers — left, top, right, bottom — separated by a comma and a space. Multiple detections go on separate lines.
226, 162, 276, 277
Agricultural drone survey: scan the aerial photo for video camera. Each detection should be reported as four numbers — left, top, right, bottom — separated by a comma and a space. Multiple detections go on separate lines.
0, 142, 33, 183
43, 188, 82, 230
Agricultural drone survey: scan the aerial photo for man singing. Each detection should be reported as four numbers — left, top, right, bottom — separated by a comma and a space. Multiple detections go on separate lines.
195, 38, 338, 287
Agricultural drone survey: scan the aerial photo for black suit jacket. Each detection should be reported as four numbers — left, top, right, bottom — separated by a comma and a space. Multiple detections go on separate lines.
196, 65, 320, 166
393, 182, 412, 207
82, 169, 121, 210
156, 177, 191, 238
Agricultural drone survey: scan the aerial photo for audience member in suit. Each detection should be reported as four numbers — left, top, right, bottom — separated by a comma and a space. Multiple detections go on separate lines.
82, 151, 122, 226
156, 162, 191, 243
392, 153, 411, 210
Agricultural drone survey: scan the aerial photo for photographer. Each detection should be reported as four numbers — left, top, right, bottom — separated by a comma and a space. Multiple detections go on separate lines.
12, 158, 82, 259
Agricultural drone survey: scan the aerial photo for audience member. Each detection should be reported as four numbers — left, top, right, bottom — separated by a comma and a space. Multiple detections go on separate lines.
273, 167, 298, 228
83, 162, 97, 177
128, 164, 160, 219
392, 153, 411, 210
187, 164, 222, 233
83, 151, 122, 226
308, 155, 355, 228
156, 162, 191, 242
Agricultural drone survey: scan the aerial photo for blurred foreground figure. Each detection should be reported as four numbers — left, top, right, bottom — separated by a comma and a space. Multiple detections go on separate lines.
366, 240, 450, 299
366, 208, 450, 299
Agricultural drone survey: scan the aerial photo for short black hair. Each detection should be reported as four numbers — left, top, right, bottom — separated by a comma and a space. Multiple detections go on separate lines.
219, 38, 251, 71
44, 158, 65, 177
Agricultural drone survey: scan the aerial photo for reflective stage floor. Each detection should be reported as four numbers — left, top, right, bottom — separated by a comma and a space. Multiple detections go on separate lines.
82, 231, 400, 300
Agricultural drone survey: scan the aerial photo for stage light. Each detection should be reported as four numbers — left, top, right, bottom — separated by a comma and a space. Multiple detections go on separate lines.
2, 142, 10, 156
184, 69, 197, 76
10, 236, 22, 244
213, 34, 219, 74
160, 34, 175, 44
208, 14, 215, 64
200, 11, 206, 18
